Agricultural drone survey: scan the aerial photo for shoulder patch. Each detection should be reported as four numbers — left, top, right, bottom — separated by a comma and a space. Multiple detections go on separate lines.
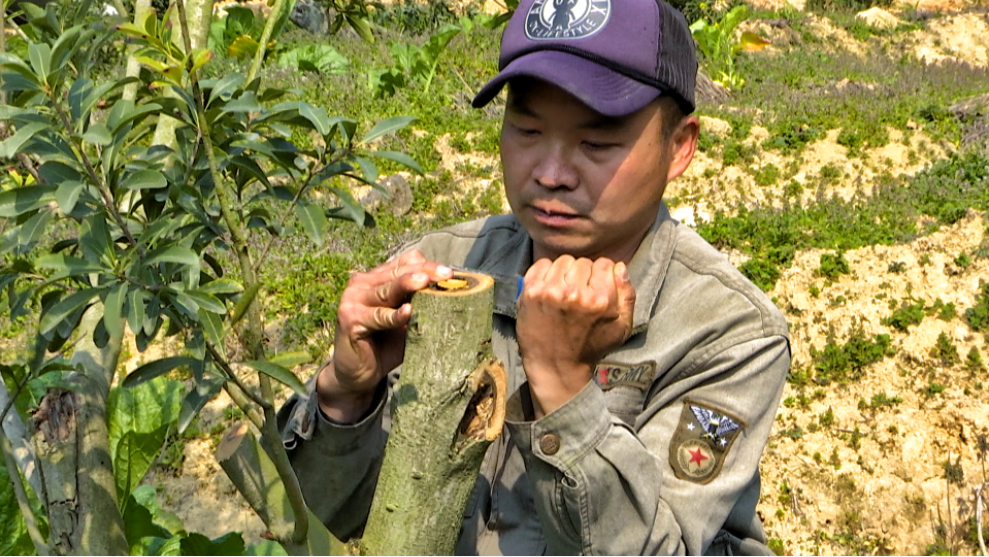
593, 361, 656, 391
669, 400, 745, 484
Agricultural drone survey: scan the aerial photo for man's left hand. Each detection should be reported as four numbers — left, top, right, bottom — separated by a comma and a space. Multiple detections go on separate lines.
516, 256, 636, 418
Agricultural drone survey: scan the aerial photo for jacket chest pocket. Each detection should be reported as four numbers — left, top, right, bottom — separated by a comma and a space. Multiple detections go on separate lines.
600, 385, 647, 426
594, 361, 657, 425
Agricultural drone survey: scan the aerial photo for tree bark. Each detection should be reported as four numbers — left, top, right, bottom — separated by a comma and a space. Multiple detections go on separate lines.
150, 0, 214, 149
32, 304, 128, 555
122, 0, 152, 102
217, 424, 345, 556
359, 272, 507, 555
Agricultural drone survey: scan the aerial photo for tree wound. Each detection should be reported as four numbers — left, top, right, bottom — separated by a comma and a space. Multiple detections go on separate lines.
456, 359, 507, 446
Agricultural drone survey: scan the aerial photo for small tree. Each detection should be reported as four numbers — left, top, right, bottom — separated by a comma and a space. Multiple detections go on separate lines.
0, 0, 424, 553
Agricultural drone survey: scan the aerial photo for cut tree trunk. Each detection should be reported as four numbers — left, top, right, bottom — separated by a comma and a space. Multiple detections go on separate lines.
217, 424, 345, 556
359, 271, 507, 555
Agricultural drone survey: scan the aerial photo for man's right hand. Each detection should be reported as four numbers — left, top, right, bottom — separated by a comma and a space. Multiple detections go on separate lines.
317, 249, 453, 423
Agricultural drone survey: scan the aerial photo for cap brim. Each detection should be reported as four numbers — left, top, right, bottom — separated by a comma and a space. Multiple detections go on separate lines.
471, 50, 663, 118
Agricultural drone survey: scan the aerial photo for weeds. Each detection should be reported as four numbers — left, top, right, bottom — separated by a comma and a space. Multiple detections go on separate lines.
931, 332, 960, 366
966, 281, 989, 332
817, 252, 851, 280
697, 151, 989, 290
883, 298, 926, 331
966, 348, 985, 372
812, 330, 894, 384
869, 392, 903, 410
929, 299, 958, 321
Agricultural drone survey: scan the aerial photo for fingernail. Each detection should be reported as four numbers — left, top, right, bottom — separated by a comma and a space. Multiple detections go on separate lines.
437, 265, 452, 277
412, 272, 428, 284
616, 262, 629, 282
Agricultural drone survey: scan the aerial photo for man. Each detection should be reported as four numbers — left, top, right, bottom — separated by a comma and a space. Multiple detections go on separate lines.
278, 0, 790, 554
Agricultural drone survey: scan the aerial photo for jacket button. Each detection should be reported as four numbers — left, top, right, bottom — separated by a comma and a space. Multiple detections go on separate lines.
539, 433, 561, 455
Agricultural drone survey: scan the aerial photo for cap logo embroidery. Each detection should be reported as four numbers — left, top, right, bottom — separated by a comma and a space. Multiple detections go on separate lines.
669, 400, 746, 484
525, 0, 611, 41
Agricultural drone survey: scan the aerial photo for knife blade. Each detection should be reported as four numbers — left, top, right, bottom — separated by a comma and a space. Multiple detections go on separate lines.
449, 266, 523, 318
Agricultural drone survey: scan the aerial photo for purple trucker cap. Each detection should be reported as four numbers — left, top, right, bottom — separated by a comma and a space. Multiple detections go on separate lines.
472, 0, 698, 117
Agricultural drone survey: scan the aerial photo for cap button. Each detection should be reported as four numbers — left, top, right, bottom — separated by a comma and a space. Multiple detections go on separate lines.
539, 433, 561, 456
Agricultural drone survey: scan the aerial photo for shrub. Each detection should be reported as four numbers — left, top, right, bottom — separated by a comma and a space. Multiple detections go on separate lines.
883, 299, 926, 331
812, 331, 894, 384
966, 281, 989, 331
740, 258, 781, 292
930, 332, 960, 365
817, 252, 851, 280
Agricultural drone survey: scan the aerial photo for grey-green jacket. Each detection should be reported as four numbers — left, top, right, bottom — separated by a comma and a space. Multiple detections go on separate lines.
278, 203, 790, 555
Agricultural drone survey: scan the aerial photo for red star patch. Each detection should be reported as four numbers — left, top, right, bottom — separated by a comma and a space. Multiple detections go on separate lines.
688, 447, 709, 466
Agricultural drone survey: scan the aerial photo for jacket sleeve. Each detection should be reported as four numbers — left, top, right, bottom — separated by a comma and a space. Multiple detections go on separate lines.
276, 376, 390, 541
504, 334, 789, 555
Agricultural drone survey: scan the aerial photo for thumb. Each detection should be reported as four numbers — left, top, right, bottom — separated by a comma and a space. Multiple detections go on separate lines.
614, 262, 636, 336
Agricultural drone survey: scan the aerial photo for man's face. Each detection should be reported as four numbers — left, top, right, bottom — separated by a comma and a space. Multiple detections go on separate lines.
500, 79, 694, 263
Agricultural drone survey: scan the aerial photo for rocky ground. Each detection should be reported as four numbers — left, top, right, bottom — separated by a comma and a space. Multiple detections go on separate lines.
122, 0, 989, 554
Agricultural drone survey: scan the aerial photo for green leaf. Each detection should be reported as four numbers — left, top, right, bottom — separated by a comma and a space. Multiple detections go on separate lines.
16, 208, 52, 250
197, 307, 225, 352
370, 150, 424, 174
239, 360, 306, 396
0, 122, 46, 159
180, 532, 245, 556
121, 169, 167, 190
81, 122, 112, 146
145, 246, 200, 268
35, 253, 101, 275
178, 370, 223, 435
108, 377, 183, 501
206, 73, 246, 107
131, 485, 186, 536
0, 453, 33, 555
329, 187, 366, 225
27, 42, 51, 85
127, 288, 149, 338
55, 180, 85, 214
360, 116, 416, 145
103, 282, 127, 340
198, 278, 243, 295
352, 155, 378, 184
295, 202, 327, 247
0, 185, 55, 218
40, 287, 102, 336
186, 290, 226, 314
227, 35, 259, 59
114, 428, 168, 507
269, 350, 311, 369
220, 90, 263, 114
228, 283, 260, 327
122, 356, 197, 388
121, 493, 171, 554
345, 14, 374, 43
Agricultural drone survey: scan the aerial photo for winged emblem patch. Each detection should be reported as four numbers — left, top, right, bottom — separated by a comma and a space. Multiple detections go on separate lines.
669, 401, 746, 484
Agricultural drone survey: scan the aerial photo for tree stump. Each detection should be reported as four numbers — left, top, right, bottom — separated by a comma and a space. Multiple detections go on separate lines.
359, 271, 507, 555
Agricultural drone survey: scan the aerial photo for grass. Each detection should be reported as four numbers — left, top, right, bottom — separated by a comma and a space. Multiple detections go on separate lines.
698, 150, 989, 290
710, 32, 988, 159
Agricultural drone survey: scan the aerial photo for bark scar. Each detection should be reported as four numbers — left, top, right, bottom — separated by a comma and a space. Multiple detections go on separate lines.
32, 389, 78, 443
456, 358, 507, 445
